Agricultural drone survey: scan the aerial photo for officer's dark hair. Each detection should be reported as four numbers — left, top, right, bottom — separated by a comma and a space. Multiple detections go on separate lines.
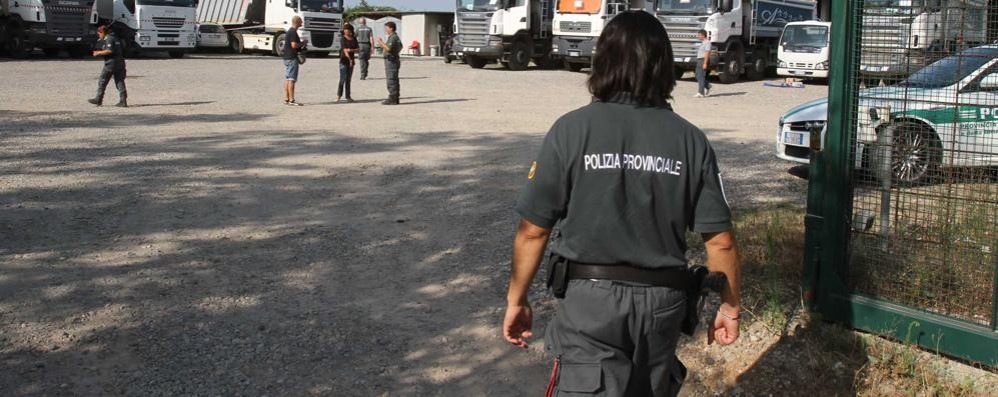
385, 21, 397, 31
588, 11, 675, 107
698, 29, 708, 37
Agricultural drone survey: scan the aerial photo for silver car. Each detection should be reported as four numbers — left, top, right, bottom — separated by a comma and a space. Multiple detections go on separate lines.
196, 23, 229, 50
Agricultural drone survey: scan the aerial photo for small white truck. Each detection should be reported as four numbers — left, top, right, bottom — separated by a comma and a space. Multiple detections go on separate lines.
777, 20, 830, 79
97, 0, 198, 58
1, 0, 98, 58
197, 0, 343, 57
551, 0, 654, 72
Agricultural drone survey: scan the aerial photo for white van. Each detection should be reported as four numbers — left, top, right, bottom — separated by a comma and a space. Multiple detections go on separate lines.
777, 21, 831, 79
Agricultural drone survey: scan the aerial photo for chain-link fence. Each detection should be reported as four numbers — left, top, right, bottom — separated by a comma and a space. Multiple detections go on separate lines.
812, 0, 998, 364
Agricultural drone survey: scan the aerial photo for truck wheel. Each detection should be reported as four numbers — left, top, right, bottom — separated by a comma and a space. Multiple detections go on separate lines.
873, 122, 942, 187
274, 32, 287, 57
674, 66, 686, 80
68, 45, 89, 58
533, 54, 560, 70
168, 51, 185, 58
230, 32, 244, 54
746, 49, 767, 80
6, 23, 29, 58
718, 49, 742, 84
506, 40, 531, 71
565, 61, 585, 73
466, 55, 487, 69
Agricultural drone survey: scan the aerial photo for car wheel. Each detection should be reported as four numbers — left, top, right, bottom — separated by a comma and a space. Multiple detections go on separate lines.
874, 121, 942, 186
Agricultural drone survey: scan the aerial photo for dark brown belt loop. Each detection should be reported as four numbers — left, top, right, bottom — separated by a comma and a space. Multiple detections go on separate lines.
565, 261, 691, 291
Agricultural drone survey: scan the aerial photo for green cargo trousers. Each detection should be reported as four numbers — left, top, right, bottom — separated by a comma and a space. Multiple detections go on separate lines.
545, 279, 687, 396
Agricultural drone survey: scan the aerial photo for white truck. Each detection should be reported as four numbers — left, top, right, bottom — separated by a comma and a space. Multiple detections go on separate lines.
96, 0, 197, 58
859, 0, 987, 80
776, 20, 830, 79
197, 0, 342, 57
1, 0, 98, 58
453, 0, 556, 71
656, 0, 816, 83
551, 0, 654, 72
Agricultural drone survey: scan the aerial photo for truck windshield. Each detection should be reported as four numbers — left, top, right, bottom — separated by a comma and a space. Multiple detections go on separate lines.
657, 0, 715, 14
300, 0, 344, 13
136, 0, 196, 7
457, 0, 501, 12
780, 25, 829, 50
901, 47, 998, 89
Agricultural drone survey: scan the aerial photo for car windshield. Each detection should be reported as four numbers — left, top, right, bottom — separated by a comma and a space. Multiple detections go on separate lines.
300, 0, 343, 13
901, 47, 998, 89
199, 25, 223, 33
657, 0, 715, 14
457, 0, 501, 12
136, 0, 196, 7
781, 25, 829, 49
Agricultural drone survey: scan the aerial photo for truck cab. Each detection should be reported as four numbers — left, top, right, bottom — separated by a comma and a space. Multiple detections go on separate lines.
552, 0, 653, 72
270, 0, 342, 56
777, 21, 830, 79
97, 0, 198, 58
454, 0, 554, 70
2, 0, 98, 58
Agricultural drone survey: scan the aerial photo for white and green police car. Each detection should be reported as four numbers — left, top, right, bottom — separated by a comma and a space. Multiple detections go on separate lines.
777, 45, 998, 185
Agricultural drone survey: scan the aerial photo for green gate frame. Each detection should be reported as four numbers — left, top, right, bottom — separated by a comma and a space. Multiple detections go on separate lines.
804, 0, 998, 366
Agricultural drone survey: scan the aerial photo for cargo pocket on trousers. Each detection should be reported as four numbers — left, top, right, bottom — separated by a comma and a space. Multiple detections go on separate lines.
556, 362, 603, 395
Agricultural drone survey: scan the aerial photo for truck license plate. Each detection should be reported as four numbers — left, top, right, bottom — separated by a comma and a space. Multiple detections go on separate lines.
568, 50, 580, 57
784, 131, 805, 146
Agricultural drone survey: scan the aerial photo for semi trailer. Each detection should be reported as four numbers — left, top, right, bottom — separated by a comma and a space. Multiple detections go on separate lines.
96, 0, 197, 58
453, 0, 556, 70
859, 0, 988, 80
197, 0, 342, 57
656, 0, 816, 83
551, 0, 654, 72
1, 0, 98, 58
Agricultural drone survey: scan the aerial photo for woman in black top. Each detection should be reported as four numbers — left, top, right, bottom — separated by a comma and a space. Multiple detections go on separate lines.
338, 24, 359, 102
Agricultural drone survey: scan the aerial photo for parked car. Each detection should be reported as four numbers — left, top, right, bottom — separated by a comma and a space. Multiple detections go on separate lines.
196, 23, 229, 50
777, 45, 998, 185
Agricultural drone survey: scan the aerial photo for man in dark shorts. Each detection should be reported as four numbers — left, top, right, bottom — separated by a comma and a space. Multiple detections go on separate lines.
88, 25, 128, 107
375, 21, 403, 105
502, 11, 743, 396
283, 16, 304, 106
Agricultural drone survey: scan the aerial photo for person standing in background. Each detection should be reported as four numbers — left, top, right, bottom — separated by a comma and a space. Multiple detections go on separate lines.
375, 21, 403, 105
355, 18, 375, 80
88, 25, 128, 108
695, 29, 712, 98
282, 16, 305, 106
337, 24, 359, 102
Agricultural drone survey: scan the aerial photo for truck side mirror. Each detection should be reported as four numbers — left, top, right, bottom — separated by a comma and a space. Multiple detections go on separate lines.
718, 0, 733, 13
980, 73, 998, 91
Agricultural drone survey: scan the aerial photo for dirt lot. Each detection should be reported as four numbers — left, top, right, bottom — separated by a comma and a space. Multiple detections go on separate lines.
1, 55, 992, 395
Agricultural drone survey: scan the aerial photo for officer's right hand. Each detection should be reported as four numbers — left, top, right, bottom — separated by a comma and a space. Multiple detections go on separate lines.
707, 310, 739, 346
502, 303, 533, 349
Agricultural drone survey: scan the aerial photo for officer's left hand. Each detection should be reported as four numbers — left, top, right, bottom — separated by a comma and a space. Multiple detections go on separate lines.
502, 303, 533, 349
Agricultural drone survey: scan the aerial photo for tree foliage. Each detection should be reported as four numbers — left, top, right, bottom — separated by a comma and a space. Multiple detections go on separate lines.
345, 1, 398, 22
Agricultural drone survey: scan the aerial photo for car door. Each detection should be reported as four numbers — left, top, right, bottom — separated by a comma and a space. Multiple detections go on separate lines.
956, 60, 998, 166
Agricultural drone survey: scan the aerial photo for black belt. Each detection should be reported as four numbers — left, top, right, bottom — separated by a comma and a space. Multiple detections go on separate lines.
566, 262, 691, 291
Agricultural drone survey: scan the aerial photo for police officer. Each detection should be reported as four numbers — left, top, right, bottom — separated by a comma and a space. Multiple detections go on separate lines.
88, 25, 127, 108
502, 12, 742, 396
375, 21, 402, 105
355, 18, 375, 80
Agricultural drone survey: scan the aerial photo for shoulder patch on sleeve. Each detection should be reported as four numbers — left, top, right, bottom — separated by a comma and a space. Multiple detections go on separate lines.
528, 161, 538, 180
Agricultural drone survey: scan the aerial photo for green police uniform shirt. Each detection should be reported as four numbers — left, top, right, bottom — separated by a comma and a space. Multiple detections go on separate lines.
386, 33, 402, 60
102, 33, 125, 67
516, 94, 732, 269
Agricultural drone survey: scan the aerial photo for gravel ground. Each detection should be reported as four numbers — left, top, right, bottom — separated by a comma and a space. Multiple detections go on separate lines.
1, 53, 864, 395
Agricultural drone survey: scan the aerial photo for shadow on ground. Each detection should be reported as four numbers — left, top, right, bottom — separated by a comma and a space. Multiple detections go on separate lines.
0, 108, 820, 395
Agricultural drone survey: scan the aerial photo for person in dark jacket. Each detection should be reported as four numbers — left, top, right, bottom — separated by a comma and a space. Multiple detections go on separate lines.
337, 23, 359, 102
88, 25, 127, 107
502, 11, 743, 397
